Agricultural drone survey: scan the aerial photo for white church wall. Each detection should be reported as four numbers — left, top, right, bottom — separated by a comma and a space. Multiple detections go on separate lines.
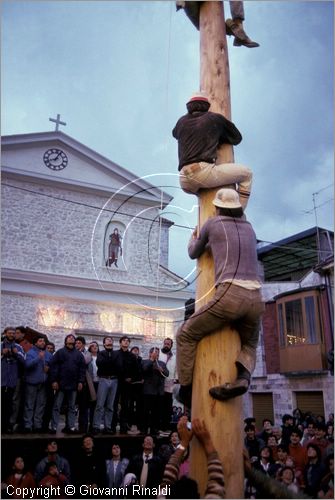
1, 292, 183, 350
159, 229, 169, 268
2, 178, 178, 289
3, 143, 135, 193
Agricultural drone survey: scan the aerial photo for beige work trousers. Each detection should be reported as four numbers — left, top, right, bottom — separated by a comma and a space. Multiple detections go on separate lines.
179, 161, 252, 209
176, 283, 265, 386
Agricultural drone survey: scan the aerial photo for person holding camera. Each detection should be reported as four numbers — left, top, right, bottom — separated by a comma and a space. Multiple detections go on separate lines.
1, 326, 25, 433
142, 347, 169, 436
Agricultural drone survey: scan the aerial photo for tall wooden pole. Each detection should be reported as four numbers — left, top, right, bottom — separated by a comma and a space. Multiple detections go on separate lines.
189, 2, 244, 498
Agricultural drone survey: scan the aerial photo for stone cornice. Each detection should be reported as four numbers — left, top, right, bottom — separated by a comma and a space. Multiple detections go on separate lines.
2, 268, 193, 306
2, 167, 165, 206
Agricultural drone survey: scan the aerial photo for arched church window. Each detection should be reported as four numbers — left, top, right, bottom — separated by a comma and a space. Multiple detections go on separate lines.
104, 221, 126, 269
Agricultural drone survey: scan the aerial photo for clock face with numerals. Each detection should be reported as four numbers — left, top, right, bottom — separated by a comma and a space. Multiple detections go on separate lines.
43, 148, 68, 170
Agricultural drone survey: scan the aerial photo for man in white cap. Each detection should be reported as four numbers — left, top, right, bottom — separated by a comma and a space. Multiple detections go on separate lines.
172, 92, 252, 209
176, 188, 264, 407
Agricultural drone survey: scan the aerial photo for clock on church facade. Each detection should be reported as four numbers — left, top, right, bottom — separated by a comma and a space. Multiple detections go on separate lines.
43, 148, 68, 170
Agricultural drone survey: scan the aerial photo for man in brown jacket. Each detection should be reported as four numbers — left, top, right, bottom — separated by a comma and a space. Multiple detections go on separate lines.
176, 188, 264, 407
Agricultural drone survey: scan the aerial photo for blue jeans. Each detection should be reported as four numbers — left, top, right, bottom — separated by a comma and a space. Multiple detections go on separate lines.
23, 383, 47, 429
9, 378, 23, 427
51, 390, 77, 430
93, 377, 118, 430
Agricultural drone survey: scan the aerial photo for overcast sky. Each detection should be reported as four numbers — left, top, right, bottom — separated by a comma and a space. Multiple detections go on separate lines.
2, 0, 334, 280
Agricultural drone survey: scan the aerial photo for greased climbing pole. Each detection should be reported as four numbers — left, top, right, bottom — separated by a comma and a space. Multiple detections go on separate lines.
180, 2, 244, 497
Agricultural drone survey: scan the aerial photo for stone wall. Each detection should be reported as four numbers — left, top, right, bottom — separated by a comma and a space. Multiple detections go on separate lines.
243, 372, 333, 426
252, 325, 267, 378
2, 179, 178, 289
1, 292, 183, 354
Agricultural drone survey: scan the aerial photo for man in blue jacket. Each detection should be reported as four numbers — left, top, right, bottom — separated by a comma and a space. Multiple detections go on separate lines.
1, 326, 25, 433
49, 334, 86, 434
23, 335, 53, 432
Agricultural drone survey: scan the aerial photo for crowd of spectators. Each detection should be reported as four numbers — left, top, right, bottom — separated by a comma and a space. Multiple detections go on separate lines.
1, 325, 334, 498
1, 420, 211, 499
1, 411, 333, 499
1, 326, 179, 437
243, 413, 334, 498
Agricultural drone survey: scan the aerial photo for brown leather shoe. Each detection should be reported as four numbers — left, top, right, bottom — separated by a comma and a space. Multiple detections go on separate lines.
209, 379, 249, 401
233, 37, 260, 49
226, 18, 259, 48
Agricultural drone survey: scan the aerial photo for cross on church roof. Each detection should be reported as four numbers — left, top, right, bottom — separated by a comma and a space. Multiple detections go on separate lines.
49, 113, 67, 131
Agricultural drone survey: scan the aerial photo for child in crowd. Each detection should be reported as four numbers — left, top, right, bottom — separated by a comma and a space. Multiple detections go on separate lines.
1, 456, 35, 499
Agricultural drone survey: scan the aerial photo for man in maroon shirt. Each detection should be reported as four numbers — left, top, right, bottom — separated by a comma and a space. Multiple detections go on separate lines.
173, 92, 252, 210
288, 428, 307, 473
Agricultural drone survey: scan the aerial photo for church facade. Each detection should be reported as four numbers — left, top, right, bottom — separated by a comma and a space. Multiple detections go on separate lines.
1, 131, 192, 351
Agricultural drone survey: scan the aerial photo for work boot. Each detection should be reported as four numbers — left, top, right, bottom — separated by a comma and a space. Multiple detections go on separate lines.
226, 18, 259, 48
233, 37, 260, 49
209, 378, 249, 401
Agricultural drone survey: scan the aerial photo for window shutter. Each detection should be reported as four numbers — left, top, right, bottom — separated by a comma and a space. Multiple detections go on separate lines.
252, 393, 274, 430
295, 391, 324, 417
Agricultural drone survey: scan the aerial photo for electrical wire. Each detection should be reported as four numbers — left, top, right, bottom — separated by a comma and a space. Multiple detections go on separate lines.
2, 181, 332, 256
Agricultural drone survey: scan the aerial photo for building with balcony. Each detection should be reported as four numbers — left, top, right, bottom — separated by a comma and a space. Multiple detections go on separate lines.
243, 227, 334, 427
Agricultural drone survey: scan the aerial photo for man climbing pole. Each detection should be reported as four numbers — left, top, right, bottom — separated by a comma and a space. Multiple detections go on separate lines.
172, 91, 252, 210
225, 1, 259, 48
176, 188, 265, 408
174, 2, 260, 496
176, 0, 259, 48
